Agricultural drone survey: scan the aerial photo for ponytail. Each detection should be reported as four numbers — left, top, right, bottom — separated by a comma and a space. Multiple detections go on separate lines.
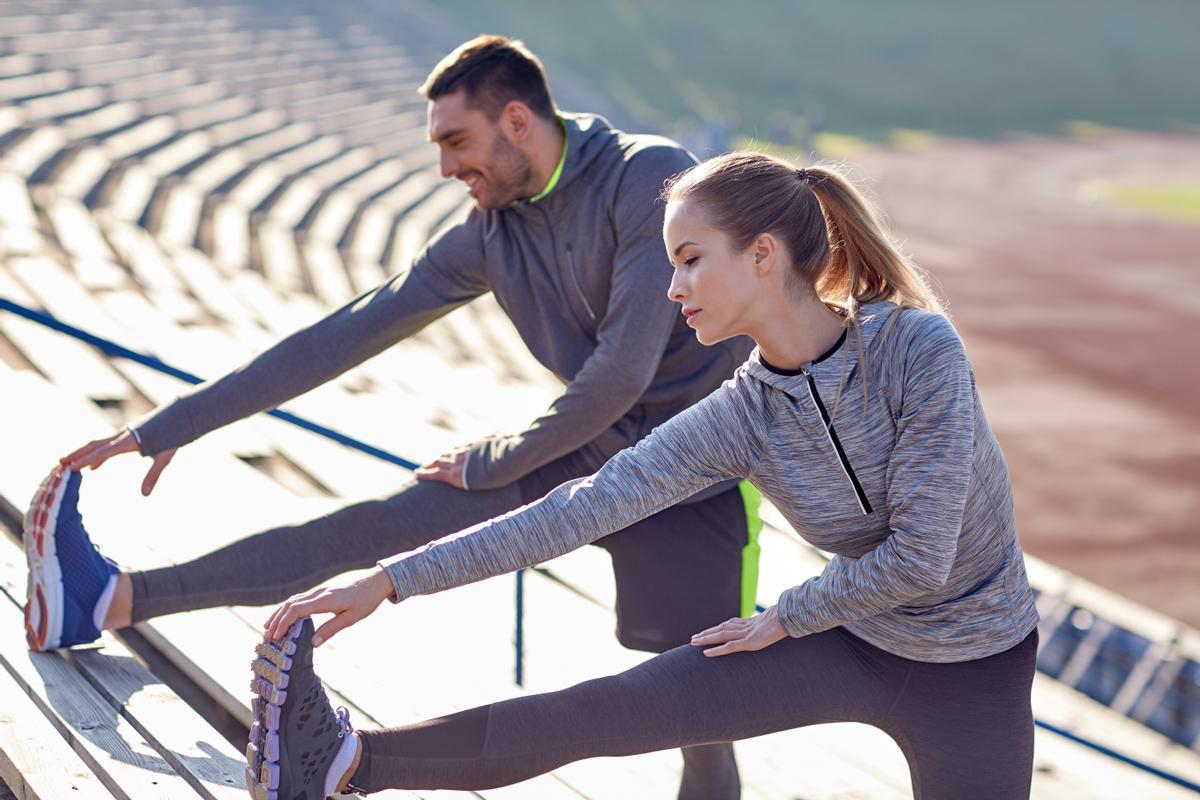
799, 166, 944, 318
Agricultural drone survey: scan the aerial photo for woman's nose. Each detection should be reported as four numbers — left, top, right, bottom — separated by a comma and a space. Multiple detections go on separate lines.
667, 269, 686, 303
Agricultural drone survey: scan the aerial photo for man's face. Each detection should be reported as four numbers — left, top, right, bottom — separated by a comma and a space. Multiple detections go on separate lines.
427, 91, 536, 210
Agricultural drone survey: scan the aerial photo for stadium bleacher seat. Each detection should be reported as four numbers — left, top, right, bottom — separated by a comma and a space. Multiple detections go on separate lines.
1, 1, 1198, 796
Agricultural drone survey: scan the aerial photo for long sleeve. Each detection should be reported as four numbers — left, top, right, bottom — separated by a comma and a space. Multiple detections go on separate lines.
130, 218, 489, 455
381, 375, 759, 601
462, 147, 695, 489
775, 321, 976, 637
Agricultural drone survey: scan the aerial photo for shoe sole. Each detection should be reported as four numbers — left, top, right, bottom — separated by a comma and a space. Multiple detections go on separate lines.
24, 468, 69, 651
245, 619, 303, 800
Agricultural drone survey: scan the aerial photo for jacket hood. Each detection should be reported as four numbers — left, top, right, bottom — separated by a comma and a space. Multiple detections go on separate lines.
502, 112, 614, 211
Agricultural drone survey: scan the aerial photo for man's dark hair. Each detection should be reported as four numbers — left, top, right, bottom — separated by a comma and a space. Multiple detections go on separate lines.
420, 35, 556, 121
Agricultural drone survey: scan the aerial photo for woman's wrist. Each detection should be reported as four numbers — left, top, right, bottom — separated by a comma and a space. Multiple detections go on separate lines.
369, 566, 398, 602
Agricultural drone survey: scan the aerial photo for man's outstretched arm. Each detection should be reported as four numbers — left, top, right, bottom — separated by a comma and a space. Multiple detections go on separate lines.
65, 218, 489, 491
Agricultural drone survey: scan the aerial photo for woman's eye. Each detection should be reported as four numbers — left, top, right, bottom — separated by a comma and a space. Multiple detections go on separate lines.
684, 257, 698, 267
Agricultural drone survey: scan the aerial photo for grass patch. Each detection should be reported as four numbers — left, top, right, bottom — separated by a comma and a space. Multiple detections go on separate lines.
1093, 184, 1200, 224
888, 129, 940, 151
420, 0, 1200, 142
733, 132, 875, 162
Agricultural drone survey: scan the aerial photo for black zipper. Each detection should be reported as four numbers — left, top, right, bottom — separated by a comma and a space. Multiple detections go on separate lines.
804, 372, 873, 515
565, 244, 597, 321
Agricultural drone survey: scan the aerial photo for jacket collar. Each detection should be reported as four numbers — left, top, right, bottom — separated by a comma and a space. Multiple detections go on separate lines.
744, 301, 900, 399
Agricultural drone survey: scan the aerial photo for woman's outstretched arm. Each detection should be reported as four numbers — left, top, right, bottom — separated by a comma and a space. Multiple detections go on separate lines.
266, 371, 763, 643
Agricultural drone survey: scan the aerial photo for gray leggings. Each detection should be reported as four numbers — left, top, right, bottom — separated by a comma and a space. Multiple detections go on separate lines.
128, 452, 746, 799
350, 627, 1038, 800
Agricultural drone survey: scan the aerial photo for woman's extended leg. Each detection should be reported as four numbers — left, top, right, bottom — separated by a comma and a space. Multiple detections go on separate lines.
350, 627, 906, 791
348, 627, 1037, 798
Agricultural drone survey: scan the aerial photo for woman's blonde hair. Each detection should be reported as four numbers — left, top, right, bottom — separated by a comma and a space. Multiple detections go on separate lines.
663, 151, 944, 319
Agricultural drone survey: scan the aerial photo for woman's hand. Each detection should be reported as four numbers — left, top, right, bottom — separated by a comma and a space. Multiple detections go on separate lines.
690, 605, 788, 657
61, 428, 177, 496
264, 568, 397, 647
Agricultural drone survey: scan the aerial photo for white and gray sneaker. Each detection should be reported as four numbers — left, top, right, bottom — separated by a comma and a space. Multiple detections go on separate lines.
246, 617, 363, 799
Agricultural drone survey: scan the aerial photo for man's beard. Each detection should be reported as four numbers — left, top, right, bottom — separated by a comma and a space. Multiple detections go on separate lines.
477, 133, 536, 209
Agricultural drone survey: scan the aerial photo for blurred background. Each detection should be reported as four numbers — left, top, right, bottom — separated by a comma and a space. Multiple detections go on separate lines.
0, 1, 1197, 797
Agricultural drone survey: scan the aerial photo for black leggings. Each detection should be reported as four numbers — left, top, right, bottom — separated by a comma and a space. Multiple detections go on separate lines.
352, 627, 1038, 799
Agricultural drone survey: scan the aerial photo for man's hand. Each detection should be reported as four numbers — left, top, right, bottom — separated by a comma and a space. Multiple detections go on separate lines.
264, 568, 397, 647
415, 446, 470, 489
690, 605, 788, 657
61, 429, 178, 497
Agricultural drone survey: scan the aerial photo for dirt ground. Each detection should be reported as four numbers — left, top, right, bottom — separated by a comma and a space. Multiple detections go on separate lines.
840, 131, 1200, 627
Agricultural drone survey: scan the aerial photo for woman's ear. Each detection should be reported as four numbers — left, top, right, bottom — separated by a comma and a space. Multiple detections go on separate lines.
752, 233, 778, 277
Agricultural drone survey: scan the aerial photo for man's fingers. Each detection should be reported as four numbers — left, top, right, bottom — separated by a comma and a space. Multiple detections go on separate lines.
63, 431, 140, 470
416, 468, 451, 485
65, 441, 113, 470
140, 450, 176, 496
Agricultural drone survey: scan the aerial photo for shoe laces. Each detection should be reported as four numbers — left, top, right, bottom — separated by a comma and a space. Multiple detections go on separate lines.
335, 706, 353, 739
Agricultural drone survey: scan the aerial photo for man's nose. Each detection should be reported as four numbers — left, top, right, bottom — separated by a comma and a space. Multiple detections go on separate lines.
440, 150, 459, 179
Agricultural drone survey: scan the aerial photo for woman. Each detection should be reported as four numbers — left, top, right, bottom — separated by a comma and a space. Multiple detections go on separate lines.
246, 152, 1040, 800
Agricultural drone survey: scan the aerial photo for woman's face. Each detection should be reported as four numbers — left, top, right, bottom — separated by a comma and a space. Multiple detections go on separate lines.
663, 200, 761, 345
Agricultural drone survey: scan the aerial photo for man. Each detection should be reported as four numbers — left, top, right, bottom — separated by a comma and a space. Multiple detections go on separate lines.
45, 35, 755, 798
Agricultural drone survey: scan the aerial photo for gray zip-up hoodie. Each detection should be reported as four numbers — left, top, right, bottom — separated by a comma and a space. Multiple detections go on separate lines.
131, 114, 752, 488
381, 303, 1040, 662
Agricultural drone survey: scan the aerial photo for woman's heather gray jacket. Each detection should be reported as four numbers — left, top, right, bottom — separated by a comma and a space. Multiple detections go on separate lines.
383, 302, 1040, 662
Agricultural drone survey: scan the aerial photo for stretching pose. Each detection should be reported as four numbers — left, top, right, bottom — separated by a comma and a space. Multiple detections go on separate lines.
246, 152, 1041, 799
29, 36, 754, 798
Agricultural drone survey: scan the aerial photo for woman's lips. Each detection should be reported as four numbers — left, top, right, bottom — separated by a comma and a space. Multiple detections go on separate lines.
684, 309, 702, 325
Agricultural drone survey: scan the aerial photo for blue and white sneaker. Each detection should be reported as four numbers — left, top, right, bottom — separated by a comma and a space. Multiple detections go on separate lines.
246, 617, 362, 799
23, 466, 119, 651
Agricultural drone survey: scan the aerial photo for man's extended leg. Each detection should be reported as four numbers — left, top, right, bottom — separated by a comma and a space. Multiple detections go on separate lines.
128, 476, 523, 622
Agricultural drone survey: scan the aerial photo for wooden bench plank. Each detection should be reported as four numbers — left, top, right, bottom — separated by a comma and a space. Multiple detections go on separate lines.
0, 554, 207, 798
71, 646, 255, 800
0, 656, 117, 800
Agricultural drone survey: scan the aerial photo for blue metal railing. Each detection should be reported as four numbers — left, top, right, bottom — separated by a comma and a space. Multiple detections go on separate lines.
2, 295, 1197, 795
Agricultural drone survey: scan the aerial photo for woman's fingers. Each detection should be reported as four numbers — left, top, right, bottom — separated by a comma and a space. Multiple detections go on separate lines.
701, 637, 750, 657
691, 617, 749, 645
312, 608, 363, 647
265, 587, 324, 639
691, 614, 785, 657
266, 572, 393, 643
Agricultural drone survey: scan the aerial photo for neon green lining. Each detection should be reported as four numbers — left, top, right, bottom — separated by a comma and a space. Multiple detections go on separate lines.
737, 480, 763, 618
527, 116, 568, 203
